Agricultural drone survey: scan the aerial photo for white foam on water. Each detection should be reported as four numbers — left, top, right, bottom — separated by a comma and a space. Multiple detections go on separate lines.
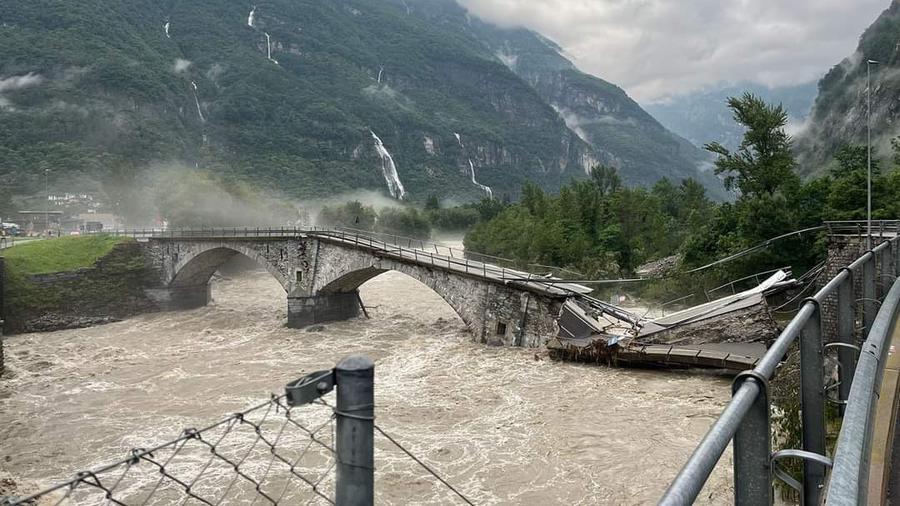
0, 271, 733, 504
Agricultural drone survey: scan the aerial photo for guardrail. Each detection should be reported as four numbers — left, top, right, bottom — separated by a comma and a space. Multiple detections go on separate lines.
826, 220, 900, 240
703, 265, 793, 301
661, 234, 900, 505
827, 277, 900, 504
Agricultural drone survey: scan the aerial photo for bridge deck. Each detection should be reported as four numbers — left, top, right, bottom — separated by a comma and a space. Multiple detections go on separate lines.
307, 230, 593, 298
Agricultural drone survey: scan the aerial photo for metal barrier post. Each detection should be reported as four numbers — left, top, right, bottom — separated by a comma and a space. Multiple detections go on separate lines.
800, 302, 826, 504
732, 373, 772, 505
863, 255, 877, 337
837, 271, 856, 414
335, 356, 375, 505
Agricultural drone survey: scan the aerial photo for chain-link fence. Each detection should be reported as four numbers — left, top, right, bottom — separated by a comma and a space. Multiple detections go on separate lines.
3, 395, 338, 506
2, 356, 473, 506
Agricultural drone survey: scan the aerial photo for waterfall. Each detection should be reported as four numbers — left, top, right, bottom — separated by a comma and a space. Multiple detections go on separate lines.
377, 66, 384, 84
164, 22, 170, 38
191, 82, 205, 122
454, 132, 463, 148
248, 7, 256, 28
370, 130, 408, 200
468, 159, 493, 199
265, 33, 279, 64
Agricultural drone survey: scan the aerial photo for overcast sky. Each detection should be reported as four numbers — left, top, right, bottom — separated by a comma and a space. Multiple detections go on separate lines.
457, 0, 891, 104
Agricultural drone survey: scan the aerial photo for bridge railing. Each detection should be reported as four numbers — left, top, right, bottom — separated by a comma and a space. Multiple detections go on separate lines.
102, 226, 583, 280
661, 234, 900, 505
703, 265, 793, 301
825, 220, 900, 239
97, 227, 585, 297
330, 226, 585, 279
827, 276, 900, 504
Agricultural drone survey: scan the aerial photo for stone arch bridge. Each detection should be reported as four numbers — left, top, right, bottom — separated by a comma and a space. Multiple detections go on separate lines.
138, 229, 589, 347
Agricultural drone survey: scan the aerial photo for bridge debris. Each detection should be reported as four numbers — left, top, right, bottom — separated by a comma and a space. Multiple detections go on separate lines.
550, 271, 793, 371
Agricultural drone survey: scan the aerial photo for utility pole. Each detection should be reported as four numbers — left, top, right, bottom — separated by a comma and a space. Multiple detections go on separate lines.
867, 59, 879, 250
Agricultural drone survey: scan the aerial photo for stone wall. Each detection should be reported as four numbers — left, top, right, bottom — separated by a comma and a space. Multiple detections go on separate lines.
821, 235, 892, 344
3, 242, 162, 334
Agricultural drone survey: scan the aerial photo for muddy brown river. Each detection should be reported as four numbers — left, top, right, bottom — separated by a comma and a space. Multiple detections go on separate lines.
0, 269, 733, 504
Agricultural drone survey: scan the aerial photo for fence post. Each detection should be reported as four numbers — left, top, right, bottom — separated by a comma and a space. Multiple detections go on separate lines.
800, 302, 826, 505
335, 356, 375, 506
837, 271, 856, 415
732, 373, 772, 505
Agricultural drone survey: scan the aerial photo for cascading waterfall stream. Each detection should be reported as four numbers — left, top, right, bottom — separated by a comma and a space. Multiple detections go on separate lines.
370, 130, 408, 200
468, 159, 493, 199
191, 82, 205, 122
164, 21, 170, 38
456, 133, 492, 199
377, 66, 384, 84
247, 7, 256, 28
265, 33, 279, 64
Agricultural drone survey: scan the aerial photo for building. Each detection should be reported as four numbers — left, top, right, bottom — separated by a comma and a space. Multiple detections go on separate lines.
17, 211, 63, 235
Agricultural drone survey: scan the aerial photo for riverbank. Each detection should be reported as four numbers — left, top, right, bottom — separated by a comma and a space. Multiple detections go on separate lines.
1, 236, 160, 334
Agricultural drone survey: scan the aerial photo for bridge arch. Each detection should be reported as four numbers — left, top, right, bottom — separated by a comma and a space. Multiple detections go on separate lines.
168, 243, 293, 293
317, 264, 479, 332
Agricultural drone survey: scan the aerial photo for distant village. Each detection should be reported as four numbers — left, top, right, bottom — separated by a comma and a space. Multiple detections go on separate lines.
1, 193, 126, 237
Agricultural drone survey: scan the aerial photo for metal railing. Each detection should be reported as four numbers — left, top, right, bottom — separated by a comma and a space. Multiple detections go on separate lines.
827, 278, 900, 504
825, 220, 900, 239
703, 266, 792, 301
661, 234, 900, 505
98, 227, 587, 298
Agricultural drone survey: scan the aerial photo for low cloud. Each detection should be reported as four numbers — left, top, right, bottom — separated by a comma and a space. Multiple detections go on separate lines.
0, 72, 44, 110
457, 0, 890, 102
0, 72, 43, 93
173, 59, 192, 73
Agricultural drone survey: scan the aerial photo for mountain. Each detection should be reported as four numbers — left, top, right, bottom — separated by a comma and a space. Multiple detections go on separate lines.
645, 81, 818, 152
0, 0, 725, 207
795, 0, 900, 175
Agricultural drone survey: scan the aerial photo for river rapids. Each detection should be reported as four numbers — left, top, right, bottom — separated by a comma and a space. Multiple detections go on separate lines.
0, 268, 733, 504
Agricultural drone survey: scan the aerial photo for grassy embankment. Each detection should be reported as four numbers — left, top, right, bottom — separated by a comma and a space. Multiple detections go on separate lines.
2, 235, 152, 332
3, 235, 127, 275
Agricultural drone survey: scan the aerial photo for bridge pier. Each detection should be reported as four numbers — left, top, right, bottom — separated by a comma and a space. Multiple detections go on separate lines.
144, 284, 211, 311
288, 292, 361, 328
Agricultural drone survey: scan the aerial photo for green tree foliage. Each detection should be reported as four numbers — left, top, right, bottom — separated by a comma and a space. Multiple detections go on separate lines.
464, 166, 714, 276
704, 93, 800, 197
377, 207, 431, 239
464, 94, 900, 296
318, 201, 378, 231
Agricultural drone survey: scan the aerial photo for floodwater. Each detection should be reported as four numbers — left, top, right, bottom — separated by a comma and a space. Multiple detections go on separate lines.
0, 268, 733, 504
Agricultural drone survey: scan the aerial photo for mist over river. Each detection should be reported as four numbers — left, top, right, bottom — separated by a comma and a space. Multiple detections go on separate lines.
0, 268, 733, 504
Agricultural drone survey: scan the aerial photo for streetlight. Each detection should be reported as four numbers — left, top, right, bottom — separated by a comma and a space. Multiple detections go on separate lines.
45, 168, 50, 236
867, 59, 880, 249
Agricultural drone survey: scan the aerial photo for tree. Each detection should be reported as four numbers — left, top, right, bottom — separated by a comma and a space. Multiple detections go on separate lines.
826, 145, 879, 220
590, 165, 622, 196
424, 194, 440, 211
704, 93, 799, 197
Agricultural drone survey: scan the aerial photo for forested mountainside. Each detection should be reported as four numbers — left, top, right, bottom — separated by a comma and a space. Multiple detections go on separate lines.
795, 0, 900, 175
0, 0, 724, 207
